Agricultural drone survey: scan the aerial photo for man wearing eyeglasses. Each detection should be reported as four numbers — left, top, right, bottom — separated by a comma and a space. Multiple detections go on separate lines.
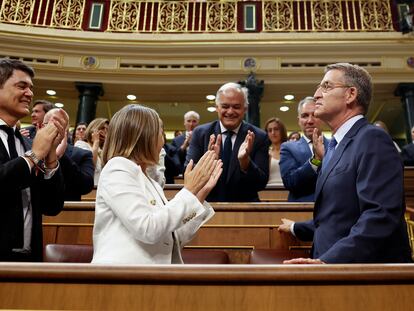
284, 63, 411, 264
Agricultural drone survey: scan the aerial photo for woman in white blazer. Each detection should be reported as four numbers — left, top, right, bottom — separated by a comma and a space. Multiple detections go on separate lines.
92, 104, 222, 264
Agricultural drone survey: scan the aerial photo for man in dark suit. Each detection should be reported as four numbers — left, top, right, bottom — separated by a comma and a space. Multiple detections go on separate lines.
44, 108, 94, 201
285, 63, 411, 264
0, 59, 68, 262
185, 82, 269, 202
171, 111, 200, 174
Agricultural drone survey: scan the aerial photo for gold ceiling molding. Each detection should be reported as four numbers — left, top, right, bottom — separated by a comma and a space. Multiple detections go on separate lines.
0, 0, 394, 32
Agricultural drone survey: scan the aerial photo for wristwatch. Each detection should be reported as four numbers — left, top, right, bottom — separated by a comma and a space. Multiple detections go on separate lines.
24, 150, 45, 171
310, 157, 322, 167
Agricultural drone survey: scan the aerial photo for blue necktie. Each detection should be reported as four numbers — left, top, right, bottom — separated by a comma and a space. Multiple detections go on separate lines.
322, 137, 337, 172
221, 131, 234, 178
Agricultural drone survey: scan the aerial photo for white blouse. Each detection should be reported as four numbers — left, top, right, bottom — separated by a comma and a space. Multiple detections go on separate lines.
267, 156, 283, 186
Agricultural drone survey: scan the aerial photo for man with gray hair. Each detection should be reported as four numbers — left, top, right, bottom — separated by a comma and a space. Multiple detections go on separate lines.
185, 82, 269, 202
279, 96, 327, 203
278, 96, 327, 242
284, 63, 411, 264
171, 110, 200, 174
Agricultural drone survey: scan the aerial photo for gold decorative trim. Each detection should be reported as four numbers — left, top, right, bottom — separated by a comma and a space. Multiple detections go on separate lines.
0, 0, 395, 32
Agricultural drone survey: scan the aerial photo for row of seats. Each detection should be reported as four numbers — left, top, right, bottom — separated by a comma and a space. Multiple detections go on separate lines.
43, 244, 310, 264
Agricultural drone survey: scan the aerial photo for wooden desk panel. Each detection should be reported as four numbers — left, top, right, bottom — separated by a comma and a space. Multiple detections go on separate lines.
43, 202, 313, 263
1, 263, 414, 310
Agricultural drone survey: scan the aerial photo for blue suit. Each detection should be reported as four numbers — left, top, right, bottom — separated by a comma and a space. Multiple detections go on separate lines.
280, 137, 328, 202
312, 118, 411, 263
185, 120, 270, 202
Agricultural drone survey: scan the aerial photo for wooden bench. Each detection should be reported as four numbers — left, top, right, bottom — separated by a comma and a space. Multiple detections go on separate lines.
1, 263, 414, 310
82, 167, 414, 203
43, 202, 313, 264
83, 184, 289, 202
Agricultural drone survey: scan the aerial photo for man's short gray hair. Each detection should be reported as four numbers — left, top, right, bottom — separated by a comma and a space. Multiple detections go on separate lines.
184, 110, 200, 121
215, 82, 249, 107
325, 63, 372, 115
297, 96, 315, 116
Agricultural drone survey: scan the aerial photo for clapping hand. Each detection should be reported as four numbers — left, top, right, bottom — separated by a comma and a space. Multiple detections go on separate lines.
207, 134, 222, 159
184, 151, 221, 200
238, 130, 255, 171
312, 128, 324, 160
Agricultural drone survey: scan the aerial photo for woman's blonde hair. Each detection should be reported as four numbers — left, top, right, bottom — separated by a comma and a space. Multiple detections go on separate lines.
84, 118, 109, 144
102, 104, 161, 166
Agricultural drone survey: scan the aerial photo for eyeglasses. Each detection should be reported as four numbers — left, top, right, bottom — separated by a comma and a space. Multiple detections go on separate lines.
316, 81, 352, 93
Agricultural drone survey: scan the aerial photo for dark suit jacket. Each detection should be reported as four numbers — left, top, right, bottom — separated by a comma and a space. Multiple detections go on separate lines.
0, 137, 65, 261
280, 137, 328, 202
401, 143, 414, 166
59, 144, 94, 201
185, 120, 270, 202
163, 143, 181, 184
22, 125, 36, 140
171, 134, 186, 174
312, 118, 411, 263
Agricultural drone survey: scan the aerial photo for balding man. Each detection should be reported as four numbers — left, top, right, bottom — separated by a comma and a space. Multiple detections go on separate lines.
44, 108, 94, 201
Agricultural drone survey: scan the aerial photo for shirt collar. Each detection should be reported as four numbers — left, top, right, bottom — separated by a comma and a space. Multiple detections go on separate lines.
303, 135, 311, 144
0, 118, 16, 131
332, 115, 364, 146
219, 121, 242, 135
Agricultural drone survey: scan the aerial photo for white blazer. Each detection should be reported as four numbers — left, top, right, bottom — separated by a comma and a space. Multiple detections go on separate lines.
92, 156, 214, 264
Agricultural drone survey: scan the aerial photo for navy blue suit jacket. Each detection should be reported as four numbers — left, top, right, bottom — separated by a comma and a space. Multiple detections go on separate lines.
60, 144, 94, 201
312, 118, 411, 263
185, 120, 270, 202
280, 137, 328, 202
171, 134, 186, 174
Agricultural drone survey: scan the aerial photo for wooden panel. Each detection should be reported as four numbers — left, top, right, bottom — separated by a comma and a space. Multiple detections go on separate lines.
86, 184, 290, 202
81, 188, 96, 201
405, 167, 414, 206
82, 168, 414, 204
43, 202, 313, 263
190, 227, 271, 249
42, 226, 57, 245
55, 226, 93, 245
1, 263, 414, 310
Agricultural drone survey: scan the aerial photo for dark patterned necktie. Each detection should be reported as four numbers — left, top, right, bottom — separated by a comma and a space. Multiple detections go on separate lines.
221, 130, 234, 178
0, 125, 19, 159
321, 137, 337, 172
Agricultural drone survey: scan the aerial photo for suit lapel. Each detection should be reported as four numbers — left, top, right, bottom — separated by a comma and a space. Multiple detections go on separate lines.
0, 138, 10, 161
298, 137, 312, 161
314, 118, 367, 200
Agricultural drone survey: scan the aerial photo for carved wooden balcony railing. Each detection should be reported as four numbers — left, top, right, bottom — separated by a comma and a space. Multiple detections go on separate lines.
0, 0, 396, 32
